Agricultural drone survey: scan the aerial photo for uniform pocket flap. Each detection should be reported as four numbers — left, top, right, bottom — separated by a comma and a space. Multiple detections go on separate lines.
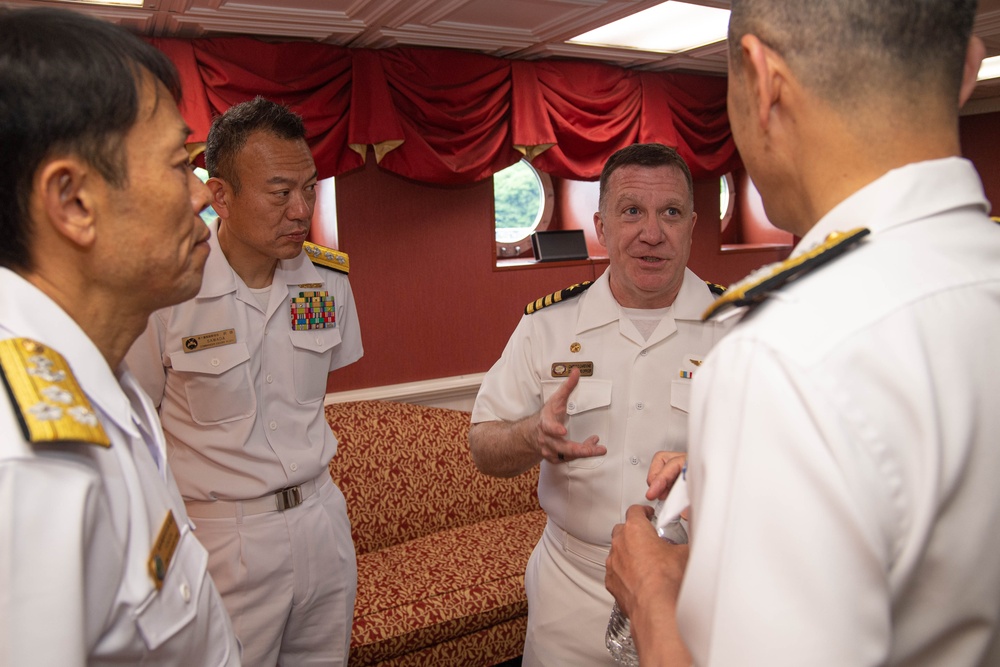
287, 327, 341, 354
135, 530, 206, 650
168, 343, 250, 376
540, 378, 612, 415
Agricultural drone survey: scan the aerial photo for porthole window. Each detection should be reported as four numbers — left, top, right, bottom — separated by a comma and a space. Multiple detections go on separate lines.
193, 166, 219, 226
494, 159, 554, 258
719, 173, 734, 233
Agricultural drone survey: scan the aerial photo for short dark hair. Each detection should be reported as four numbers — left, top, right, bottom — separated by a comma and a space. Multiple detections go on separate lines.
728, 0, 977, 108
205, 97, 308, 193
598, 143, 694, 214
0, 7, 181, 271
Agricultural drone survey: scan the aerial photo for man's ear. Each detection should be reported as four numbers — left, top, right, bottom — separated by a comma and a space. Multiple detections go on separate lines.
738, 34, 786, 132
960, 35, 987, 108
35, 158, 98, 248
593, 211, 608, 248
207, 177, 230, 218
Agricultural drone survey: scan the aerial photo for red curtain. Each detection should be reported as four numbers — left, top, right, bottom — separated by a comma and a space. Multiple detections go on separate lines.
149, 36, 740, 184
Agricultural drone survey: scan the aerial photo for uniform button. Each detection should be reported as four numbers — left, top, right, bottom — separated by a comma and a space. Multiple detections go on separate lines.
640, 349, 648, 356
567, 401, 576, 412
636, 402, 644, 410
180, 582, 191, 603
315, 336, 323, 345
290, 462, 298, 472
266, 374, 273, 383
269, 421, 278, 431
210, 358, 220, 367
629, 456, 640, 466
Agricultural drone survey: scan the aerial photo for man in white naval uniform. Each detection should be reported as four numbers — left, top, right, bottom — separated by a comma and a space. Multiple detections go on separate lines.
0, 7, 240, 665
128, 98, 363, 666
605, 1, 1000, 666
470, 144, 728, 665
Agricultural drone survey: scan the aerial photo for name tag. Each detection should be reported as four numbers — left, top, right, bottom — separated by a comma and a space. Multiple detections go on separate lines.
181, 328, 236, 353
148, 511, 181, 590
551, 361, 594, 377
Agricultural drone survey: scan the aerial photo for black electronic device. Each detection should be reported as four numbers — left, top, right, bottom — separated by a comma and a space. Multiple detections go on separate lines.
530, 230, 589, 262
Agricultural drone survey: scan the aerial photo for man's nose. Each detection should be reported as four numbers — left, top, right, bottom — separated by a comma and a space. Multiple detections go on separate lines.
287, 190, 314, 220
637, 215, 665, 243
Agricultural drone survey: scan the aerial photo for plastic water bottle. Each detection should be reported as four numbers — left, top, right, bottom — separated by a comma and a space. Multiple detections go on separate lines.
605, 513, 688, 665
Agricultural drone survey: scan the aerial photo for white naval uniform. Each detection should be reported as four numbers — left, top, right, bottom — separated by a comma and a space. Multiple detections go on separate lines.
0, 268, 240, 666
127, 221, 363, 667
681, 158, 1000, 666
472, 268, 728, 666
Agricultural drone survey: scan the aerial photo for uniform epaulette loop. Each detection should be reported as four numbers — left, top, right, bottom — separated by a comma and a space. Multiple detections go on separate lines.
0, 338, 110, 447
304, 242, 350, 274
702, 227, 870, 321
525, 281, 593, 315
705, 281, 726, 296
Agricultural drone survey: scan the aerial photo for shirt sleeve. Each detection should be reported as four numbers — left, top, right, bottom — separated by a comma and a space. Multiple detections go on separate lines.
0, 455, 119, 666
678, 335, 893, 666
327, 272, 363, 372
470, 313, 541, 424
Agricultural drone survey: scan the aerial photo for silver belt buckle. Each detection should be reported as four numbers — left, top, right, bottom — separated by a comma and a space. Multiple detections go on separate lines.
275, 485, 302, 511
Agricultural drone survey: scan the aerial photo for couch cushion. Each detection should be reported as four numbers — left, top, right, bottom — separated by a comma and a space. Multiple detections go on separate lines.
367, 618, 528, 667
326, 400, 540, 554
351, 508, 547, 665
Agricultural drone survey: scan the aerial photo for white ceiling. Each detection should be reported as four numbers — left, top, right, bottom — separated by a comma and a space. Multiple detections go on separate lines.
8, 0, 1000, 107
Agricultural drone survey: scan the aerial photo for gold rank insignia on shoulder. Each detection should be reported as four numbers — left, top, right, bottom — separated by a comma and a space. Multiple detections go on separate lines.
702, 227, 871, 321
0, 338, 110, 447
525, 281, 593, 315
705, 281, 726, 296
304, 241, 349, 274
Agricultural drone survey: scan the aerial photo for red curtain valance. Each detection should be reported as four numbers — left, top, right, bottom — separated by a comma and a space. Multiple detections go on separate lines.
148, 36, 740, 184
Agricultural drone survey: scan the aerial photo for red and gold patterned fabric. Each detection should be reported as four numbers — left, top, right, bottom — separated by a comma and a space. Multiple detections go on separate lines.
325, 401, 544, 666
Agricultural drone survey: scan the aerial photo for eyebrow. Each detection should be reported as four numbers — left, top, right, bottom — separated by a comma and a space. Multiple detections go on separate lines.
266, 170, 319, 186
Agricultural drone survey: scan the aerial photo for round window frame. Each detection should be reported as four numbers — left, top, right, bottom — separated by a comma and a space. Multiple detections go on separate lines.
494, 159, 555, 259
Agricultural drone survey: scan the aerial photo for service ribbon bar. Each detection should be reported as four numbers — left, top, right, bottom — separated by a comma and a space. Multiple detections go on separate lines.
290, 291, 336, 331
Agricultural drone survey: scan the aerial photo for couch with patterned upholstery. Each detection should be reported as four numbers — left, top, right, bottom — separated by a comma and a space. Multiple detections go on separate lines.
325, 400, 546, 666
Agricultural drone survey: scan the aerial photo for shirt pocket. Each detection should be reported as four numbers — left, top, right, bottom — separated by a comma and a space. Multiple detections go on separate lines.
541, 378, 612, 469
168, 343, 254, 425
135, 530, 234, 665
288, 328, 341, 404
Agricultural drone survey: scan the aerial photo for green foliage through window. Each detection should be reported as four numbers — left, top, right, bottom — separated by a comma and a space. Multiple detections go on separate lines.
495, 160, 543, 242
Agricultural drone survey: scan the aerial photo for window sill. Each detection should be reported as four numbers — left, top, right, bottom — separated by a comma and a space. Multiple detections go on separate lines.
720, 243, 793, 254
494, 256, 609, 271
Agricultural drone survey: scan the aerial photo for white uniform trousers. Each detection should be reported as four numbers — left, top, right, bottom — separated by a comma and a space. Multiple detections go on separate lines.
187, 474, 357, 667
523, 520, 618, 666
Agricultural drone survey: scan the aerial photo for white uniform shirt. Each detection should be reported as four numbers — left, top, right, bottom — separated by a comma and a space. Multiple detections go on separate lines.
126, 222, 363, 501
681, 158, 1000, 666
0, 269, 240, 666
472, 268, 728, 546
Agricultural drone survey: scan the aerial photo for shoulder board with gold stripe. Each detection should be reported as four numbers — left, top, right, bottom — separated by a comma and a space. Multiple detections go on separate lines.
525, 281, 593, 315
304, 242, 349, 274
705, 281, 726, 296
702, 227, 870, 321
0, 338, 110, 447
